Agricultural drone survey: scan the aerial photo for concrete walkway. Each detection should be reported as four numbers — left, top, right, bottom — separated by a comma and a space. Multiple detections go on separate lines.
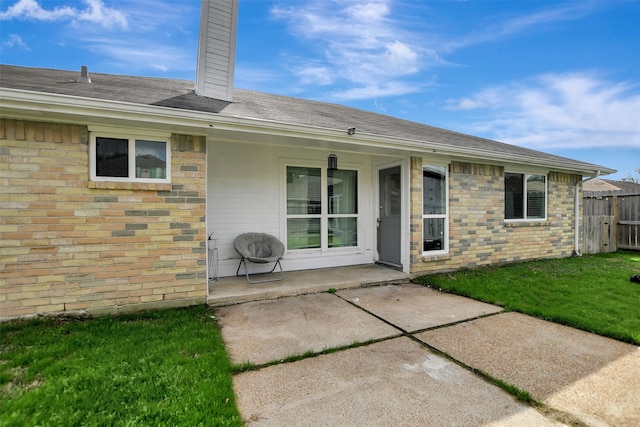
214, 284, 640, 426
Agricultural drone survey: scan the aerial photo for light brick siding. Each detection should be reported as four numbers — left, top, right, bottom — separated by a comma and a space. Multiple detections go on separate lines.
0, 119, 207, 320
410, 158, 582, 275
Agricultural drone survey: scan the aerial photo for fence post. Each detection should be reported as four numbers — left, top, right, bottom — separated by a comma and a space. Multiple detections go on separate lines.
611, 195, 618, 252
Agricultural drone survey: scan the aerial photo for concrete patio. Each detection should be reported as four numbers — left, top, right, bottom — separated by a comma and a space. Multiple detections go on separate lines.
214, 283, 640, 426
207, 263, 411, 306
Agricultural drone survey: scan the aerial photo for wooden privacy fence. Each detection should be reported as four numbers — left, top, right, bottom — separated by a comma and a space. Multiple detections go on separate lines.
583, 192, 640, 254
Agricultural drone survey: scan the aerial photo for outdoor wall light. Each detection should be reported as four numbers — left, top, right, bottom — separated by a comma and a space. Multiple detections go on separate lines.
347, 127, 356, 135
328, 153, 338, 170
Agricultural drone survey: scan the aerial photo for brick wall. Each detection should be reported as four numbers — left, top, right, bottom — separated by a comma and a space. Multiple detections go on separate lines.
410, 158, 581, 275
0, 119, 207, 320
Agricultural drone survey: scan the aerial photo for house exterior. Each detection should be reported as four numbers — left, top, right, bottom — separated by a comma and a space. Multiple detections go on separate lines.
583, 178, 640, 196
0, 0, 614, 320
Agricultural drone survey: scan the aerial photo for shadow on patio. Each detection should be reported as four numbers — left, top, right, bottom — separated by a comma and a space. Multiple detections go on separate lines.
207, 264, 412, 306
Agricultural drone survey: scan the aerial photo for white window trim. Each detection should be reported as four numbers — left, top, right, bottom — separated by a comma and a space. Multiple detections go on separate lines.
422, 163, 449, 256
282, 159, 362, 254
504, 171, 548, 222
89, 126, 171, 184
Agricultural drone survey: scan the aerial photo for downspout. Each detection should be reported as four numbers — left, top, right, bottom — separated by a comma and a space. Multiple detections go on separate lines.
574, 170, 601, 256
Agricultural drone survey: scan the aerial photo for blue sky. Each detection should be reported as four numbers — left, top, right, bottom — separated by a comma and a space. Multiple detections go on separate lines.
1, 0, 639, 180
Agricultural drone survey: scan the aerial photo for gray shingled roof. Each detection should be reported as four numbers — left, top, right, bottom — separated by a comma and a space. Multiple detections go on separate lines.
0, 64, 613, 174
583, 178, 640, 194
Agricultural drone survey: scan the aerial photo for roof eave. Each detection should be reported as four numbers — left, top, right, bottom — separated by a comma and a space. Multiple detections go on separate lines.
0, 87, 615, 177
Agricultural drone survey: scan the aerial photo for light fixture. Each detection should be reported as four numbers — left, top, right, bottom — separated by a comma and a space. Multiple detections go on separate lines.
328, 153, 338, 170
347, 127, 356, 135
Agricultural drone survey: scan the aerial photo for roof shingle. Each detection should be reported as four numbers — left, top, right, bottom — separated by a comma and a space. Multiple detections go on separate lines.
0, 64, 613, 174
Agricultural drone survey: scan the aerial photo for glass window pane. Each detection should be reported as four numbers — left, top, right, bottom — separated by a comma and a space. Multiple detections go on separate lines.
423, 165, 446, 214
505, 173, 524, 219
328, 217, 357, 248
96, 137, 128, 177
423, 218, 445, 252
381, 168, 402, 216
287, 167, 321, 215
328, 169, 357, 215
527, 175, 546, 218
135, 140, 166, 179
287, 218, 321, 249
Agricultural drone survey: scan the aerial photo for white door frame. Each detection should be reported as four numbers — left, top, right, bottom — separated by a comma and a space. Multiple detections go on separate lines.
374, 158, 410, 273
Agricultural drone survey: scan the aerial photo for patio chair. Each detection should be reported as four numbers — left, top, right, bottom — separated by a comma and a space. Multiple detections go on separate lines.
234, 232, 285, 284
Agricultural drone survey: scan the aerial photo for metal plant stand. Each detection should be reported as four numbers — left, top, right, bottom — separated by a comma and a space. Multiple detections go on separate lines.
207, 238, 219, 282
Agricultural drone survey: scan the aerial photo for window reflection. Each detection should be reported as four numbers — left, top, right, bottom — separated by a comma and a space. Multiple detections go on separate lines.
96, 137, 128, 177
135, 140, 166, 179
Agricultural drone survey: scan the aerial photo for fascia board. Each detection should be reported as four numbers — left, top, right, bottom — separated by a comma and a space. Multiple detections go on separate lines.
0, 88, 425, 150
1, 87, 614, 177
1, 88, 225, 132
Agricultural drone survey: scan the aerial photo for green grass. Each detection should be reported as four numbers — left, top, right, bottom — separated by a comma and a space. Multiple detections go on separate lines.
2, 253, 638, 425
413, 251, 640, 345
0, 306, 241, 427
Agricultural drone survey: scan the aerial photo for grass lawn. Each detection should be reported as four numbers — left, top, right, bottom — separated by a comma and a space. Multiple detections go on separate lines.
0, 306, 241, 427
2, 253, 638, 425
414, 250, 640, 345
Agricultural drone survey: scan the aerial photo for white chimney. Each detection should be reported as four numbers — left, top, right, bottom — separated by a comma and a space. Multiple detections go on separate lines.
195, 0, 238, 101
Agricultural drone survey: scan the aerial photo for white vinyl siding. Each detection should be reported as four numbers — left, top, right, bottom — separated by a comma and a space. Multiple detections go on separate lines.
207, 141, 375, 277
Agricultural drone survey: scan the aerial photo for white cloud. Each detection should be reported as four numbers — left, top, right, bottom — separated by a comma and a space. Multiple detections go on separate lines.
332, 81, 417, 101
383, 41, 419, 74
296, 65, 334, 85
1, 33, 30, 51
0, 0, 201, 76
0, 0, 75, 21
446, 73, 640, 150
235, 67, 285, 88
86, 37, 193, 74
0, 0, 128, 29
499, 2, 596, 36
271, 0, 427, 100
445, 88, 507, 111
269, 0, 602, 101
346, 1, 389, 23
75, 0, 128, 29
442, 1, 600, 52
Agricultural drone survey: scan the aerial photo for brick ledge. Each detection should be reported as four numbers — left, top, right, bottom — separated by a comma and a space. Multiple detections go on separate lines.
421, 253, 452, 262
504, 221, 551, 228
88, 181, 173, 191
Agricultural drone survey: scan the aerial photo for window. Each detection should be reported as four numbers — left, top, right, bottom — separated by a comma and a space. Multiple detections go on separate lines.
423, 165, 448, 253
287, 167, 321, 250
286, 166, 358, 251
505, 172, 546, 220
89, 128, 171, 183
328, 169, 358, 248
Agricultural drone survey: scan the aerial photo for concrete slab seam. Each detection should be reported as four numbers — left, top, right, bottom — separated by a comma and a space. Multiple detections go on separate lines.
230, 332, 405, 373
408, 324, 590, 427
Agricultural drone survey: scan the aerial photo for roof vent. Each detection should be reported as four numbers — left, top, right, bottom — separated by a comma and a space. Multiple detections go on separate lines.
76, 65, 92, 83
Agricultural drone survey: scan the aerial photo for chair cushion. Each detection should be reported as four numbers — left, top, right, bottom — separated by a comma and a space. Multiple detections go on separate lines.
234, 233, 285, 261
